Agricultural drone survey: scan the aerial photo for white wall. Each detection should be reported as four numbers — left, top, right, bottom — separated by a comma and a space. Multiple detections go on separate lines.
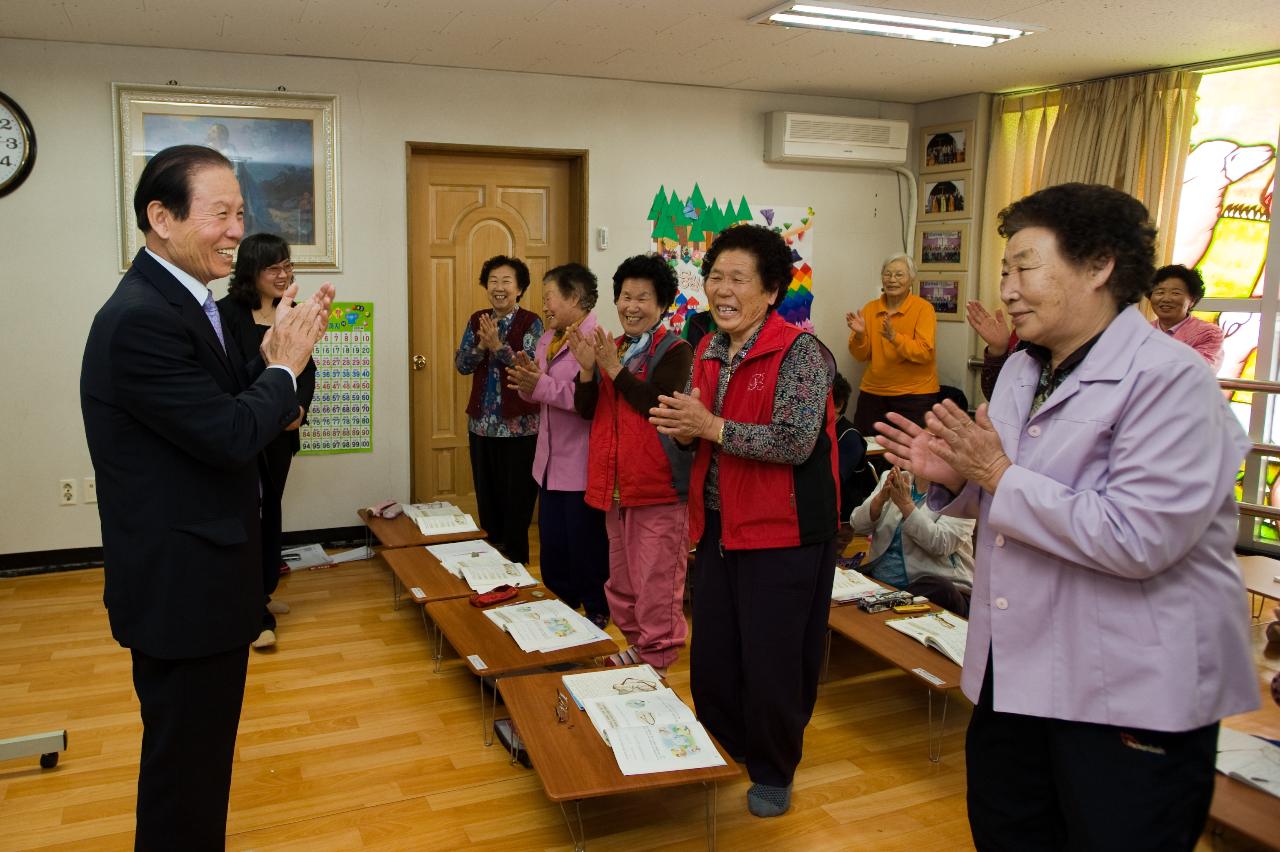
0, 37, 921, 555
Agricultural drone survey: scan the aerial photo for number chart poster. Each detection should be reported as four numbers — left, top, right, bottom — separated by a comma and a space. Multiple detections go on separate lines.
646, 184, 815, 334
299, 302, 373, 455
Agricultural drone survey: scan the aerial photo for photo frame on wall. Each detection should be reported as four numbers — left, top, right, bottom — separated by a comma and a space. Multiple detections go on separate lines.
918, 274, 965, 321
919, 171, 969, 220
113, 83, 340, 271
919, 121, 973, 174
915, 222, 969, 271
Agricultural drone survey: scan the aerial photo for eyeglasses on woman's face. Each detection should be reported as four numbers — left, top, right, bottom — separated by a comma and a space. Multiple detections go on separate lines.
265, 261, 295, 278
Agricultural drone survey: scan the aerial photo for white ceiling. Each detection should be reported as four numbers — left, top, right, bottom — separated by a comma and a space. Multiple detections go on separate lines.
1, 0, 1276, 103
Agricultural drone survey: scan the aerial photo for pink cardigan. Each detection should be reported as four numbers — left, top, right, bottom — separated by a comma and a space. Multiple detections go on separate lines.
520, 312, 599, 491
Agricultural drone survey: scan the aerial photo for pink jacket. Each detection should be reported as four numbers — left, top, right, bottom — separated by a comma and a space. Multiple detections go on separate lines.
521, 312, 599, 491
935, 306, 1256, 731
1152, 314, 1224, 370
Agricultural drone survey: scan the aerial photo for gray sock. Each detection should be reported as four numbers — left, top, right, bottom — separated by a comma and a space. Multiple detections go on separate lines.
747, 783, 792, 817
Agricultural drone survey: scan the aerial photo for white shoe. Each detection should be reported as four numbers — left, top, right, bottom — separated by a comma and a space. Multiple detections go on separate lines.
266, 600, 290, 614
252, 629, 277, 650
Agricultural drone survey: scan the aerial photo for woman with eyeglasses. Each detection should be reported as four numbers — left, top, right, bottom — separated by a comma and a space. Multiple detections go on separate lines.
219, 233, 317, 650
846, 253, 940, 433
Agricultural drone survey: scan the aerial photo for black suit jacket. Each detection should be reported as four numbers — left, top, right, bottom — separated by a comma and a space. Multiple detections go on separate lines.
81, 249, 299, 659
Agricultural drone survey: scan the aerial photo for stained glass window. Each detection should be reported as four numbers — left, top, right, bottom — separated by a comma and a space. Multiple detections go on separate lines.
1171, 62, 1279, 544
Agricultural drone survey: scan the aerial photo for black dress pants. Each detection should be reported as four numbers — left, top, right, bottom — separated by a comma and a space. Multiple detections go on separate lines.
690, 510, 837, 787
130, 645, 250, 852
469, 433, 539, 564
537, 486, 610, 620
966, 659, 1219, 852
852, 389, 938, 434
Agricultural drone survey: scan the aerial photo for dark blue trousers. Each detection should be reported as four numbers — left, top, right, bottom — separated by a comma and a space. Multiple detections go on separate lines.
537, 487, 610, 620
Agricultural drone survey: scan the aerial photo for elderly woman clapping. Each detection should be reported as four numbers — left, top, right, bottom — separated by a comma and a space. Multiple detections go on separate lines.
846, 253, 939, 432
875, 183, 1256, 849
649, 224, 839, 819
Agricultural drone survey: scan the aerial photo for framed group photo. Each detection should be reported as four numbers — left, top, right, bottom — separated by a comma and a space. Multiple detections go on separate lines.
919, 171, 969, 220
915, 222, 969, 271
113, 83, 341, 271
918, 274, 965, 321
919, 121, 973, 173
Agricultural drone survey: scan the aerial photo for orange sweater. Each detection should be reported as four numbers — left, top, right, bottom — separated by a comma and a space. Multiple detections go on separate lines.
847, 293, 939, 396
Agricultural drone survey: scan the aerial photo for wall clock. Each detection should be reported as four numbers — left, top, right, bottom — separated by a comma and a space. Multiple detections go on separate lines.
0, 90, 36, 197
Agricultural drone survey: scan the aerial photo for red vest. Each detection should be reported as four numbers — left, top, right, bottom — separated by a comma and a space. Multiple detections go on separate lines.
687, 313, 839, 550
465, 308, 540, 420
584, 327, 692, 511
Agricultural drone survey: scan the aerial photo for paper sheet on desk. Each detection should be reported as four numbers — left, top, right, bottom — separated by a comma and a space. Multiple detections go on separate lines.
1217, 726, 1280, 798
607, 713, 727, 775
425, 540, 502, 578
482, 600, 609, 653
458, 559, 538, 592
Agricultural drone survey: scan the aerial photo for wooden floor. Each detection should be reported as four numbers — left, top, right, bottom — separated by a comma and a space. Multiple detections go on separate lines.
0, 553, 1271, 850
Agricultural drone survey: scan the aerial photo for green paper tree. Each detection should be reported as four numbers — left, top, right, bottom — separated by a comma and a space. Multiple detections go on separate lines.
735, 196, 752, 223
647, 185, 666, 221
688, 183, 707, 217
702, 199, 724, 240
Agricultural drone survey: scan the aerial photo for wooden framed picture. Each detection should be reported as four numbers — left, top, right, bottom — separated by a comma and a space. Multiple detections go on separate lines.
919, 121, 973, 174
915, 222, 969, 271
919, 171, 970, 220
918, 274, 965, 321
113, 83, 341, 271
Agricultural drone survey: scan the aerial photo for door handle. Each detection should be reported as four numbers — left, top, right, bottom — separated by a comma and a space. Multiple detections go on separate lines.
412, 354, 427, 370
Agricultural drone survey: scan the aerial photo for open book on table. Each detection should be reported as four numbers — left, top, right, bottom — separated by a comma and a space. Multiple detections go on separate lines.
402, 501, 461, 521
1217, 726, 1280, 798
582, 689, 726, 776
424, 540, 502, 578
832, 567, 883, 603
560, 664, 664, 710
456, 557, 537, 593
413, 511, 480, 536
481, 599, 609, 653
884, 610, 967, 666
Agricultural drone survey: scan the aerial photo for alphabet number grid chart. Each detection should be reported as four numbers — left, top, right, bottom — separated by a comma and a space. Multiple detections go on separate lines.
299, 301, 373, 455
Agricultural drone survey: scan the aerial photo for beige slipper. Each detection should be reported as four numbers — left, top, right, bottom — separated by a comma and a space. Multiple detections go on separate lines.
266, 600, 290, 614
252, 629, 276, 650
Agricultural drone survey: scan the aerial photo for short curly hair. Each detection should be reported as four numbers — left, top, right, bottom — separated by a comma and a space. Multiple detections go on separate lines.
544, 263, 599, 312
701, 225, 794, 311
226, 233, 291, 308
479, 255, 531, 297
612, 254, 678, 309
1149, 264, 1206, 306
997, 183, 1156, 307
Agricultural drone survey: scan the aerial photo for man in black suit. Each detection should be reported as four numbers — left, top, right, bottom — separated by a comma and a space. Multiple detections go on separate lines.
81, 145, 334, 850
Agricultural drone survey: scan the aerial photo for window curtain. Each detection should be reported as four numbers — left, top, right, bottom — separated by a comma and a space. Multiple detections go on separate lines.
976, 70, 1200, 308
976, 91, 1060, 306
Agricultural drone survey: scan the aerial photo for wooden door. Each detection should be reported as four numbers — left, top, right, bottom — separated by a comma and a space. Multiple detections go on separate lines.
408, 150, 579, 506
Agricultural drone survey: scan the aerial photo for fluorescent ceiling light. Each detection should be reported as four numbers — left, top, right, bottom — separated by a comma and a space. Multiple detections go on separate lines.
752, 2, 1039, 48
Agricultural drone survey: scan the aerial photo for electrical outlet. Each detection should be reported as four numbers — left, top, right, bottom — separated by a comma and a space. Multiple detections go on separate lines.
59, 479, 77, 506
84, 476, 97, 504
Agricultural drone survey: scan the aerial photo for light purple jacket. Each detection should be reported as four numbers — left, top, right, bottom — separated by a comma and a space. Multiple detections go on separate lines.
935, 306, 1257, 731
521, 312, 599, 492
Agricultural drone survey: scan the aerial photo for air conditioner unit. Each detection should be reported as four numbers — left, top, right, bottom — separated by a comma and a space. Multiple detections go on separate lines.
765, 112, 909, 166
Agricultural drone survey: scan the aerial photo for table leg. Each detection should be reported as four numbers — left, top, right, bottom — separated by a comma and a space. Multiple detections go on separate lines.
419, 606, 431, 636
392, 573, 402, 611
433, 622, 445, 674
820, 628, 832, 684
480, 675, 499, 747
927, 688, 950, 764
704, 781, 718, 851
558, 800, 586, 851
1251, 592, 1266, 620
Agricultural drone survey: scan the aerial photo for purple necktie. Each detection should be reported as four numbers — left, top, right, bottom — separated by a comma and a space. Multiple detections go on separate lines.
202, 290, 227, 352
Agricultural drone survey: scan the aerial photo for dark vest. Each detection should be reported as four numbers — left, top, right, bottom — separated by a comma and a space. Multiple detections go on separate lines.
465, 308, 540, 420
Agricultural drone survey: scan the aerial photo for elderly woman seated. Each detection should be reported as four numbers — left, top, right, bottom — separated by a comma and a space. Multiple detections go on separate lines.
849, 467, 974, 616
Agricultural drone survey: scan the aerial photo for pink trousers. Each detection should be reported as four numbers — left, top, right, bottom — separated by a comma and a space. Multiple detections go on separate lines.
603, 501, 690, 668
